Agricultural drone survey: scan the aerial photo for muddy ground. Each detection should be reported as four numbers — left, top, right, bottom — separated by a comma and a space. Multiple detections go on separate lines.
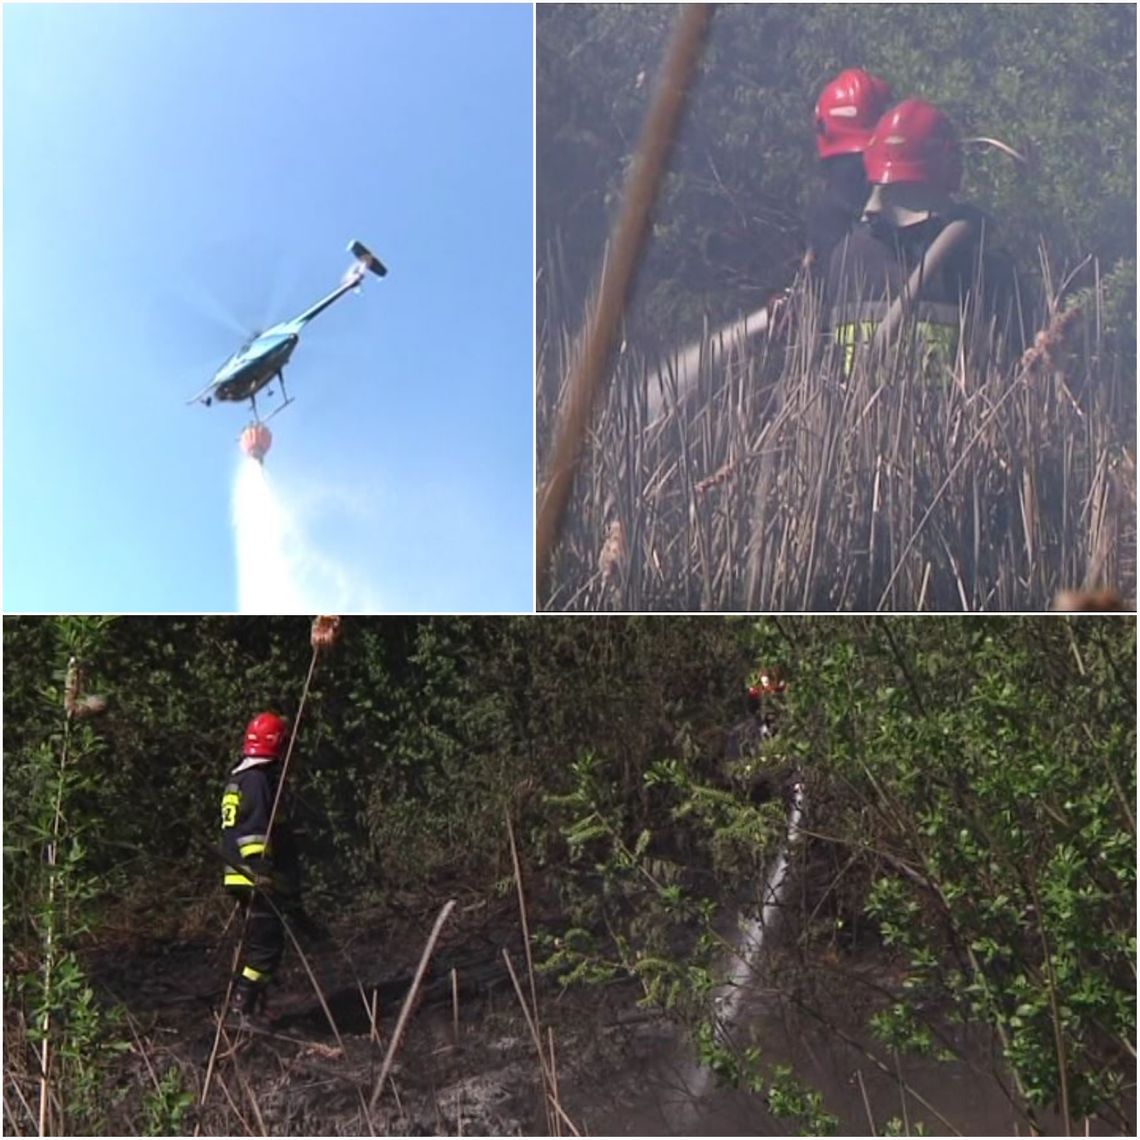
72, 884, 1117, 1137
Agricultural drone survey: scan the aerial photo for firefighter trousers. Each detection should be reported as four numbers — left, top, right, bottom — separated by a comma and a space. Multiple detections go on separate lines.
229, 889, 285, 989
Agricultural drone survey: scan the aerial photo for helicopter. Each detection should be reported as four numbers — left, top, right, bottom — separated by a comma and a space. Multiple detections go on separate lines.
188, 240, 387, 460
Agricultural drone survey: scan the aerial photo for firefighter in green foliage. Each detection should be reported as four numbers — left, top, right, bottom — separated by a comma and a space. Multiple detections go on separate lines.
220, 710, 302, 1021
725, 666, 789, 804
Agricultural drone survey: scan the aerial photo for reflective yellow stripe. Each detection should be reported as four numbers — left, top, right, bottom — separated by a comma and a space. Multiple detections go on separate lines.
238, 841, 266, 857
221, 790, 240, 829
225, 871, 254, 887
835, 320, 877, 376
241, 965, 267, 983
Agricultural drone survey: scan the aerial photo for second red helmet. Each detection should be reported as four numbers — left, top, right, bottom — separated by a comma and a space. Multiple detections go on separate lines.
814, 68, 895, 159
244, 712, 287, 758
863, 99, 963, 192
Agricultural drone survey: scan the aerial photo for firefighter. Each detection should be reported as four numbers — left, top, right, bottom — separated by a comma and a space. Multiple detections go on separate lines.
728, 666, 787, 759
220, 711, 302, 1022
805, 68, 896, 271
725, 667, 789, 805
825, 98, 1021, 377
747, 666, 787, 740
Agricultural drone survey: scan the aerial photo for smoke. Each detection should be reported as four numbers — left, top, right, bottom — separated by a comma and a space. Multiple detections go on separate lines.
231, 458, 379, 612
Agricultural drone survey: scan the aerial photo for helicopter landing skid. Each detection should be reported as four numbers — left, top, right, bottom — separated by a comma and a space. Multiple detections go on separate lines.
255, 397, 295, 427
247, 375, 294, 427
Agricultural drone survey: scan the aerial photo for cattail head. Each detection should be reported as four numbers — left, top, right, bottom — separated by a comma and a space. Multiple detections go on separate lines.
64, 657, 80, 718
1052, 588, 1127, 612
598, 518, 626, 584
1020, 303, 1083, 373
64, 657, 108, 719
311, 615, 343, 650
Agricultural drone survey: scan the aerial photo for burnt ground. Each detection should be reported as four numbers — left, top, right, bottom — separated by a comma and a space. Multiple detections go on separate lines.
79, 887, 729, 1136
56, 887, 1131, 1137
82, 891, 572, 1134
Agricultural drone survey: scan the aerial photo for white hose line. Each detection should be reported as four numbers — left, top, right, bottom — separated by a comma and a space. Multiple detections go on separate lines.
680, 778, 805, 1107
645, 305, 771, 426
713, 779, 804, 1037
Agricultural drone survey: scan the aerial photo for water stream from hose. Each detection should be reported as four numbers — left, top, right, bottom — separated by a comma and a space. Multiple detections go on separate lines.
645, 304, 770, 423
680, 780, 806, 1108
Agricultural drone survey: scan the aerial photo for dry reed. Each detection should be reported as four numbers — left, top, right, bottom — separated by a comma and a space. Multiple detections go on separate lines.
538, 263, 1135, 612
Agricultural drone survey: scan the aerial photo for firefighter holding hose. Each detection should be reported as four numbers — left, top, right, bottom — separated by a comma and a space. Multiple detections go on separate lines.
825, 98, 1022, 376
725, 665, 789, 806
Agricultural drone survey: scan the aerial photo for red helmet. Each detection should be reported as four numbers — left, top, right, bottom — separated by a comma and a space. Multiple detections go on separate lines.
814, 69, 895, 158
863, 99, 962, 191
747, 667, 787, 702
244, 712, 287, 758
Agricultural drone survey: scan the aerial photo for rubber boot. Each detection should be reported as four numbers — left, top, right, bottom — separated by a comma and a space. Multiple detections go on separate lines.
227, 977, 270, 1029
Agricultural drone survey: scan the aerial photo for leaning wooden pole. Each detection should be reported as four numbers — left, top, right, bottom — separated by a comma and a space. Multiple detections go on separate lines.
536, 4, 714, 603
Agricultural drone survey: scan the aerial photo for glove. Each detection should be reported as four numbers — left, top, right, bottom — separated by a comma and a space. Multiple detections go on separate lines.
765, 288, 794, 337
241, 854, 275, 892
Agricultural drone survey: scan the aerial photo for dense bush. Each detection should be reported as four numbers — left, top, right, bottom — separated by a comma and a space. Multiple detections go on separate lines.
3, 616, 1133, 1133
538, 3, 1136, 344
2, 616, 750, 922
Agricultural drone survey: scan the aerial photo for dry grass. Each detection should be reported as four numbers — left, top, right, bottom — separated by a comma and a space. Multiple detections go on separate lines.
538, 262, 1135, 612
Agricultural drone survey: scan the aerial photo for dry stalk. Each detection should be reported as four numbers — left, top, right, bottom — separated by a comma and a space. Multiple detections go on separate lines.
36, 711, 74, 1138
506, 813, 551, 1131
501, 950, 581, 1137
451, 968, 460, 1046
548, 1027, 562, 1139
234, 1062, 268, 1138
215, 1070, 256, 1136
854, 1068, 877, 1136
369, 899, 457, 1113
6, 1073, 37, 1134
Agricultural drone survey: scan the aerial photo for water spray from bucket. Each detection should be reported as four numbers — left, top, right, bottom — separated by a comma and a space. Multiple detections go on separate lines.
231, 457, 375, 612
232, 458, 309, 611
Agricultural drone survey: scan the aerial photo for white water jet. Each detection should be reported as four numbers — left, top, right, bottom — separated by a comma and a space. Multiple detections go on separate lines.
715, 779, 805, 1029
683, 779, 806, 1105
231, 458, 376, 612
645, 304, 770, 424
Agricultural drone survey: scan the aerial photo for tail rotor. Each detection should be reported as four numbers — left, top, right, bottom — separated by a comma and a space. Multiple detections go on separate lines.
347, 240, 388, 278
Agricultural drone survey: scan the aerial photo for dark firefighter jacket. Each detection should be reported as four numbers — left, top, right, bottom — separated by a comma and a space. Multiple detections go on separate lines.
220, 761, 300, 897
804, 156, 871, 272
726, 715, 774, 764
825, 204, 1021, 375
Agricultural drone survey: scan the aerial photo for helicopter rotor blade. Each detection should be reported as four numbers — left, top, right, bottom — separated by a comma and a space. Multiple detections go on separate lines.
180, 277, 252, 340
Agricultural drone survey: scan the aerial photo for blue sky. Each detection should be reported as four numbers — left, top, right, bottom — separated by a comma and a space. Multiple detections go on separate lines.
4, 3, 534, 613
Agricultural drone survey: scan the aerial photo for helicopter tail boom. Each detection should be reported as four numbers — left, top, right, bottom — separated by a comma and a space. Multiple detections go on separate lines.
349, 240, 388, 278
